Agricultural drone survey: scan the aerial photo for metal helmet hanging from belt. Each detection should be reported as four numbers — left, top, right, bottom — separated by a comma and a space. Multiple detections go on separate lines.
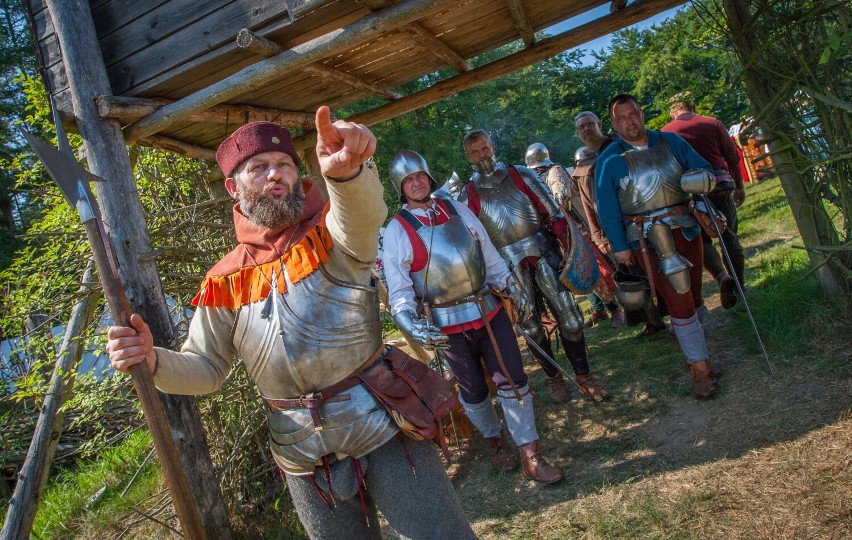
389, 149, 439, 203
525, 143, 554, 169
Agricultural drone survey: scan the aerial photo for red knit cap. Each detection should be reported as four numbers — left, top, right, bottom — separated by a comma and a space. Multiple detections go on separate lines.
216, 121, 301, 178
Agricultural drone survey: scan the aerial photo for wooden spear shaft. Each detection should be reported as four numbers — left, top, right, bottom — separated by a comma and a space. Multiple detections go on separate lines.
80, 215, 207, 540
19, 124, 207, 538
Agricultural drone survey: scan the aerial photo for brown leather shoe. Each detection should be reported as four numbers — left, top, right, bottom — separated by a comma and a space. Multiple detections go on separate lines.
518, 441, 564, 484
546, 374, 570, 403
584, 310, 608, 328
610, 309, 627, 328
689, 360, 718, 398
486, 435, 518, 472
576, 373, 610, 402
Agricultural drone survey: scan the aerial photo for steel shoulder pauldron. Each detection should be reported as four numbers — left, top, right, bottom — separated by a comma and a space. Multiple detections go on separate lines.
516, 165, 563, 219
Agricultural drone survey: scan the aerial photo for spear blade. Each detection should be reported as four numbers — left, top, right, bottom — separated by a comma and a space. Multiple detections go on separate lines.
18, 126, 103, 213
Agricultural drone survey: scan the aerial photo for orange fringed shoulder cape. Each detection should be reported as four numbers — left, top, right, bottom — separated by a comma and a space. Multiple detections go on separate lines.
192, 182, 334, 309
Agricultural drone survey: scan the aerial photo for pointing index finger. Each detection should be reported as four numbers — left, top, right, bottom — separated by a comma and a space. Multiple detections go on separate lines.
315, 106, 338, 143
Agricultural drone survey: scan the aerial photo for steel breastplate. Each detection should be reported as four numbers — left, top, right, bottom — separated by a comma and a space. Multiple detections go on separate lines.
617, 138, 689, 215
474, 170, 543, 252
232, 265, 396, 474
402, 204, 497, 327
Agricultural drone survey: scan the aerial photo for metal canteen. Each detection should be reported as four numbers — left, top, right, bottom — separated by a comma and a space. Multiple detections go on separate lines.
680, 168, 715, 194
646, 223, 692, 294
613, 270, 651, 311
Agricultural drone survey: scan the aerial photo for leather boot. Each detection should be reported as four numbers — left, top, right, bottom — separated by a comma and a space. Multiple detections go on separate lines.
546, 374, 570, 403
610, 309, 627, 328
689, 360, 718, 398
486, 435, 518, 472
584, 310, 608, 327
717, 272, 738, 309
576, 373, 610, 402
518, 441, 564, 484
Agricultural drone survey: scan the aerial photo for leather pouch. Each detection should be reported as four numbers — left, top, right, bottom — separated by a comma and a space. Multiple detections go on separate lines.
359, 346, 456, 459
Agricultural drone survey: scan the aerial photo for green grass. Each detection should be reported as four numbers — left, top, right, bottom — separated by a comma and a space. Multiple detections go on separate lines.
29, 430, 161, 539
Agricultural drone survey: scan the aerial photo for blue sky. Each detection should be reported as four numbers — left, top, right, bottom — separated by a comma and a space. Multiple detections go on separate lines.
545, 4, 684, 64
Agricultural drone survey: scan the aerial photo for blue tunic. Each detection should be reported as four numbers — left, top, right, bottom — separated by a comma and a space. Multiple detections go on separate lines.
594, 130, 713, 253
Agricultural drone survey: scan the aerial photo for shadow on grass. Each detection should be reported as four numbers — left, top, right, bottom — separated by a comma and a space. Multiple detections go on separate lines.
449, 248, 851, 525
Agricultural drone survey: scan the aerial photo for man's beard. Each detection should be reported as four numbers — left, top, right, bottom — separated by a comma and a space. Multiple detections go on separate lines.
239, 180, 306, 229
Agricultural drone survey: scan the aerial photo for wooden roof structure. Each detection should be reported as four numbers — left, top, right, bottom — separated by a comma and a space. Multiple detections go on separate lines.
25, 0, 685, 166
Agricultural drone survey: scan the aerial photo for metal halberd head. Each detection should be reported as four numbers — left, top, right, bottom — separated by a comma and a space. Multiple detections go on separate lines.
19, 103, 105, 221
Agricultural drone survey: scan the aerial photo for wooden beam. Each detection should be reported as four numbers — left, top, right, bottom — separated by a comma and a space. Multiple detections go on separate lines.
505, 0, 536, 47
123, 0, 461, 144
140, 135, 217, 161
236, 29, 402, 101
95, 96, 315, 129
39, 1, 232, 537
343, 0, 687, 129
305, 64, 403, 101
356, 0, 472, 72
398, 23, 472, 72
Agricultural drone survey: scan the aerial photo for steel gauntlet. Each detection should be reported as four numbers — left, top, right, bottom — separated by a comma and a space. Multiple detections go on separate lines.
392, 310, 450, 350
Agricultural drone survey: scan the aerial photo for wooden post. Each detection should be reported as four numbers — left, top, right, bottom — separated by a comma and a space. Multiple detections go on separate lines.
42, 0, 232, 537
1, 265, 98, 540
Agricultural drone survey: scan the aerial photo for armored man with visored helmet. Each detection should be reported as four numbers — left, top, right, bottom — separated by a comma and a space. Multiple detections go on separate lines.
382, 149, 565, 483
595, 94, 721, 398
106, 109, 476, 538
460, 130, 611, 403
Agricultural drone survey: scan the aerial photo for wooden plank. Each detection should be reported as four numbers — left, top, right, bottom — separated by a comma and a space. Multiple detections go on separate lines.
294, 0, 687, 148
123, 1, 364, 97
104, 0, 292, 92
90, 0, 169, 39
122, 0, 463, 143
236, 29, 403, 101
398, 23, 472, 72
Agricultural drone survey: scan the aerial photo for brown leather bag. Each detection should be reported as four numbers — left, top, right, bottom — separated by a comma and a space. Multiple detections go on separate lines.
358, 346, 456, 459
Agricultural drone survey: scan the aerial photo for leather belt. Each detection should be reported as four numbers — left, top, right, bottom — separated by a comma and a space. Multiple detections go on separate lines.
263, 343, 388, 431
430, 289, 491, 309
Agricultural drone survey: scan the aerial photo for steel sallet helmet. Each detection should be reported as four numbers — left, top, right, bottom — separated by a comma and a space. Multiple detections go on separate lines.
525, 143, 554, 169
575, 146, 594, 164
389, 149, 439, 202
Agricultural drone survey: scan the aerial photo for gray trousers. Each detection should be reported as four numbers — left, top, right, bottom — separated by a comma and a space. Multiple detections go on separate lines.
286, 435, 476, 539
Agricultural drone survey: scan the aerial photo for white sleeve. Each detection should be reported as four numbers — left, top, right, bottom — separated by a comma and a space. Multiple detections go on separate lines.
450, 199, 511, 288
381, 218, 420, 317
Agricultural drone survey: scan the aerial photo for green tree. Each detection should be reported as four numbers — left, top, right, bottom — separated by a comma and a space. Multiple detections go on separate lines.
0, 0, 38, 270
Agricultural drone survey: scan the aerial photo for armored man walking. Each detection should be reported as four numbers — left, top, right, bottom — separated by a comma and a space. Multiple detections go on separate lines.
382, 149, 564, 483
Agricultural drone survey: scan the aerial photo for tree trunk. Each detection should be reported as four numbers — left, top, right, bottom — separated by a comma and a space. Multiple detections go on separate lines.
722, 0, 849, 294
42, 0, 232, 536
